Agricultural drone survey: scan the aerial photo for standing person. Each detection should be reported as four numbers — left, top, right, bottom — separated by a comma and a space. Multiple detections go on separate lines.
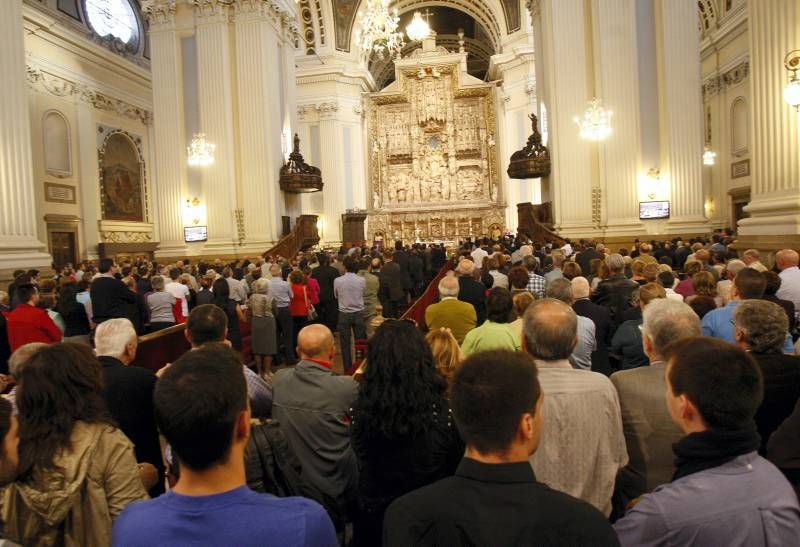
288, 270, 310, 355
212, 279, 245, 352
614, 337, 800, 545
311, 254, 340, 333
164, 268, 190, 319
248, 278, 277, 378
425, 328, 463, 387
350, 320, 463, 546
122, 276, 148, 335
776, 248, 800, 318
334, 257, 366, 374
56, 279, 91, 344
611, 283, 667, 370
5, 284, 62, 352
359, 258, 380, 337
592, 253, 639, 331
456, 259, 488, 325
90, 258, 137, 326
571, 277, 612, 376
269, 264, 294, 364
4, 344, 147, 545
379, 250, 405, 319
194, 272, 215, 306
392, 242, 413, 300
145, 276, 176, 333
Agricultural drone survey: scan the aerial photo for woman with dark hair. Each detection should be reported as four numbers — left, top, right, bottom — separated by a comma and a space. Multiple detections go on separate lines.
460, 287, 520, 355
350, 320, 463, 546
3, 344, 147, 545
212, 278, 246, 351
507, 265, 531, 297
56, 278, 91, 344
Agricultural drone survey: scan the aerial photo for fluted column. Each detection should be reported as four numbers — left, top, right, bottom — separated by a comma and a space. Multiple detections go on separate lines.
657, 0, 708, 231
318, 103, 344, 245
195, 0, 237, 251
145, 1, 187, 256
593, 0, 643, 234
737, 0, 800, 237
0, 0, 51, 272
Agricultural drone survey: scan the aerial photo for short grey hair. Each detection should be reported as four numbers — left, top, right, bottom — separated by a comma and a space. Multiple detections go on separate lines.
642, 299, 701, 356
605, 253, 624, 273
8, 342, 47, 377
95, 318, 138, 359
523, 298, 577, 361
253, 277, 271, 295
725, 259, 747, 278
545, 278, 573, 304
733, 300, 789, 354
438, 275, 460, 297
456, 259, 475, 276
571, 276, 590, 299
150, 275, 165, 291
743, 249, 760, 260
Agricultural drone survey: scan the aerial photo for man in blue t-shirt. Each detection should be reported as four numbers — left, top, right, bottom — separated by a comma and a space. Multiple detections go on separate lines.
112, 344, 336, 547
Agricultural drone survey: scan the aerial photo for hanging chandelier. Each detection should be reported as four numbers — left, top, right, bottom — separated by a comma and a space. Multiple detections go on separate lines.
703, 145, 717, 165
187, 133, 215, 167
574, 98, 612, 141
355, 0, 405, 60
406, 11, 430, 42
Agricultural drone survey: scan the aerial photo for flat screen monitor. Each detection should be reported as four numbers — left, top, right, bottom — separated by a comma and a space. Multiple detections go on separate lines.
639, 201, 670, 220
184, 225, 208, 242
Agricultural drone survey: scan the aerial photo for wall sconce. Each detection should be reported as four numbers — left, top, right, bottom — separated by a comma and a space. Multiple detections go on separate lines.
704, 198, 715, 217
184, 197, 201, 225
784, 50, 800, 109
645, 168, 661, 200
702, 146, 717, 165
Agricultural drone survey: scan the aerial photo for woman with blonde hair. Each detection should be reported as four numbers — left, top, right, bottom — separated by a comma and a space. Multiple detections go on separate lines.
508, 291, 535, 342
425, 328, 462, 386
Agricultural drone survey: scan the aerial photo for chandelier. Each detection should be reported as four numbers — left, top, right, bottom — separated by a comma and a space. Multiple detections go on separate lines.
355, 0, 404, 60
406, 11, 430, 42
574, 98, 612, 141
783, 50, 800, 109
187, 133, 215, 167
703, 146, 717, 166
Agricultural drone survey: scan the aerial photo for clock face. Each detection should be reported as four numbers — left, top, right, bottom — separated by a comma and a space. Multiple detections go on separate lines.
84, 0, 138, 44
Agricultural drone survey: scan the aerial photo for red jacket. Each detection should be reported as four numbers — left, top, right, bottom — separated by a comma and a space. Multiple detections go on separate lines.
7, 304, 62, 352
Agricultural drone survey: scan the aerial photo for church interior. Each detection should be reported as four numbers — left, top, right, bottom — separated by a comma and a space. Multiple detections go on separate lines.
0, 0, 792, 277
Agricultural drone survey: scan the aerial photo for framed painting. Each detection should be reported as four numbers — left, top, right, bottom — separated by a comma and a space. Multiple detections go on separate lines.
99, 131, 144, 222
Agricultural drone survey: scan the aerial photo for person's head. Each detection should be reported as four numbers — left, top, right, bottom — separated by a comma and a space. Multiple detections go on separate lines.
742, 249, 761, 266
17, 344, 111, 478
642, 262, 659, 282
438, 275, 460, 298
631, 259, 646, 278
169, 267, 181, 281
639, 242, 652, 255
486, 287, 513, 323
252, 277, 271, 296
522, 255, 539, 274
733, 300, 789, 355
451, 351, 542, 459
605, 253, 624, 274
695, 249, 710, 264
0, 397, 18, 487
456, 259, 475, 277
98, 258, 115, 274
343, 256, 359, 273
507, 266, 530, 290
657, 271, 675, 289
663, 337, 762, 433
776, 249, 799, 271
212, 278, 231, 307
638, 282, 666, 309
570, 276, 591, 299
545, 278, 573, 305
186, 304, 228, 347
268, 264, 281, 277
724, 259, 747, 281
94, 318, 138, 364
763, 270, 782, 296
150, 275, 165, 292
641, 300, 701, 361
425, 328, 462, 384
16, 284, 38, 306
733, 268, 766, 300
155, 344, 250, 472
485, 257, 499, 271
288, 270, 305, 285
522, 299, 577, 362
683, 260, 702, 277
297, 324, 335, 362
561, 261, 582, 281
512, 291, 535, 319
8, 343, 47, 378
551, 253, 565, 268
691, 271, 717, 297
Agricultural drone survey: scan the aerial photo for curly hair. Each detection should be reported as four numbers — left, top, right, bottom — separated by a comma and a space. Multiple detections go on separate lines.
733, 300, 789, 354
353, 320, 446, 441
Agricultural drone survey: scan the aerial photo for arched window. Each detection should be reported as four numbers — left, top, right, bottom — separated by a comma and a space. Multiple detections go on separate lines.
731, 97, 748, 156
43, 110, 72, 177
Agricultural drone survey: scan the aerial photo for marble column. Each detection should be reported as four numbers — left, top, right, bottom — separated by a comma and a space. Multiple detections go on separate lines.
144, 1, 187, 256
593, 0, 643, 234
737, 0, 800, 239
318, 103, 344, 245
195, 0, 237, 252
0, 0, 51, 273
657, 0, 708, 232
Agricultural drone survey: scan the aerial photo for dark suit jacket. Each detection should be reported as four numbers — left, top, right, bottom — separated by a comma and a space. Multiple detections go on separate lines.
0, 313, 10, 374
764, 295, 797, 335
380, 261, 405, 301
393, 250, 413, 290
90, 276, 137, 324
573, 298, 612, 376
99, 355, 164, 495
576, 248, 603, 277
592, 275, 639, 330
312, 265, 340, 302
458, 275, 487, 325
752, 352, 800, 455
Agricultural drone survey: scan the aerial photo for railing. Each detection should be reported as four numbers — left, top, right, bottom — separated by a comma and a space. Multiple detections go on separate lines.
401, 258, 455, 327
262, 215, 320, 259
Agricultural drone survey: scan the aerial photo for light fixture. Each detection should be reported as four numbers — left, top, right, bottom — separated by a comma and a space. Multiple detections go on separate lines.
574, 98, 612, 141
187, 133, 215, 167
406, 11, 430, 42
783, 50, 800, 109
355, 0, 405, 60
702, 146, 717, 166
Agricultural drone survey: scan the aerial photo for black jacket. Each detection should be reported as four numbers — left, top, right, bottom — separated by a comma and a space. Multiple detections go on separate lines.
592, 274, 638, 330
89, 276, 137, 324
393, 250, 413, 290
379, 262, 405, 302
576, 248, 603, 277
312, 265, 340, 302
752, 352, 800, 454
573, 298, 612, 376
0, 313, 10, 375
458, 276, 487, 326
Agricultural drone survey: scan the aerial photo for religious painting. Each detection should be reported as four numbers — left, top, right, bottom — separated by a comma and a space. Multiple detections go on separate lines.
100, 131, 144, 222
333, 0, 359, 52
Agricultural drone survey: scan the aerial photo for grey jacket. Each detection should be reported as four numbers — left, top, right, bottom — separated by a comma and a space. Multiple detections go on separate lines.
614, 452, 800, 546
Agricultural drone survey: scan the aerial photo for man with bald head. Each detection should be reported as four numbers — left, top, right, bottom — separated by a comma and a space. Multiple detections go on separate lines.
776, 249, 800, 319
272, 324, 358, 513
523, 299, 627, 516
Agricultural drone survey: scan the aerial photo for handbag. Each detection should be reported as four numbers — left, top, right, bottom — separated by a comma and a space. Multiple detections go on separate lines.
304, 286, 318, 321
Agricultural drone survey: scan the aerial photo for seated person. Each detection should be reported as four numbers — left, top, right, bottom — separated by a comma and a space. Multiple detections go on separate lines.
112, 344, 336, 546
383, 350, 617, 546
614, 337, 800, 545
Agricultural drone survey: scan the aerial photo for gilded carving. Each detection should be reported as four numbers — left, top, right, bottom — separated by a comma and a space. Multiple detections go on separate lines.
101, 231, 154, 243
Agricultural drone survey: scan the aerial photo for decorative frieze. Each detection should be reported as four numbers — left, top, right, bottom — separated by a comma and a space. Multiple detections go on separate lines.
101, 231, 154, 243
702, 60, 749, 100
141, 0, 177, 26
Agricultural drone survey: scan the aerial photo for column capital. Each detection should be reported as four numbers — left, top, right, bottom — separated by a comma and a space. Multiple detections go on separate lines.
232, 0, 298, 45
193, 0, 233, 23
141, 0, 177, 28
316, 101, 341, 120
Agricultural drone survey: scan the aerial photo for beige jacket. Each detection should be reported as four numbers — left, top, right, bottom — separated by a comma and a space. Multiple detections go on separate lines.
3, 422, 148, 546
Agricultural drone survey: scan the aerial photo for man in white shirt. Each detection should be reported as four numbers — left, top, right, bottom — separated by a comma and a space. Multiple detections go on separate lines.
223, 267, 248, 304
658, 272, 684, 302
165, 267, 190, 318
776, 249, 800, 318
471, 244, 488, 270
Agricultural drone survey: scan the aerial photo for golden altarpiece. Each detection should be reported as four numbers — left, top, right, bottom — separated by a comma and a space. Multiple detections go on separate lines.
366, 34, 504, 244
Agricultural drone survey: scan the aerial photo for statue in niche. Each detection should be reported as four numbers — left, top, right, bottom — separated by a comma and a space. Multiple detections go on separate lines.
373, 190, 382, 209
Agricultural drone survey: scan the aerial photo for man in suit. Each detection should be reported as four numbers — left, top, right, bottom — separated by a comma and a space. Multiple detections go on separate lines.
610, 299, 700, 512
592, 253, 639, 330
95, 318, 164, 496
571, 277, 612, 375
311, 253, 340, 333
456, 259, 488, 326
90, 258, 138, 326
379, 250, 405, 318
425, 274, 477, 344
576, 242, 603, 277
392, 241, 413, 297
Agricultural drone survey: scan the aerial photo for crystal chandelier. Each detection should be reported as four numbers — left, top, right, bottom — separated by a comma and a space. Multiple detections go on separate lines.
355, 0, 404, 60
187, 133, 215, 167
574, 98, 612, 141
406, 11, 430, 42
703, 146, 717, 166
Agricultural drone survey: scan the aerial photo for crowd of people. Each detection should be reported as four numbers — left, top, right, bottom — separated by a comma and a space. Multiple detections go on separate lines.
0, 230, 798, 545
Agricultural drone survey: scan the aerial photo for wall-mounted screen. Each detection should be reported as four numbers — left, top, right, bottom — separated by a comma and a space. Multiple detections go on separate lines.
184, 225, 208, 242
639, 201, 670, 220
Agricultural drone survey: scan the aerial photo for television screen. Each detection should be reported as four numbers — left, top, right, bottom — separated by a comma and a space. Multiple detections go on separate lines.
184, 225, 208, 242
639, 201, 670, 220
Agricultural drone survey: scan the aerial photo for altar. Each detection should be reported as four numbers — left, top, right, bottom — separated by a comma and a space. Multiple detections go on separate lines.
366, 34, 505, 244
